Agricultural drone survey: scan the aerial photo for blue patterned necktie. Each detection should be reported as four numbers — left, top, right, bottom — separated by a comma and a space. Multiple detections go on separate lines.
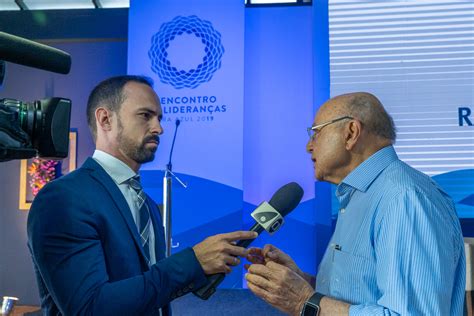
128, 175, 151, 266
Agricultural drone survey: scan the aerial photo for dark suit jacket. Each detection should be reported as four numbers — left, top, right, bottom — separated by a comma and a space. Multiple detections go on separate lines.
27, 158, 207, 315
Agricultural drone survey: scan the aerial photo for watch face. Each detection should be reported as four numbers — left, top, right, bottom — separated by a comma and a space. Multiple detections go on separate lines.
302, 292, 324, 316
302, 302, 320, 316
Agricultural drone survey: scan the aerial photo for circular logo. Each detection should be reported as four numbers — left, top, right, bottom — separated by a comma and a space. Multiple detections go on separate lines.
148, 16, 225, 89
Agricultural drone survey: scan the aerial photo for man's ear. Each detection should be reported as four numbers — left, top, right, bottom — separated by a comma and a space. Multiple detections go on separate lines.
95, 107, 114, 132
345, 119, 362, 150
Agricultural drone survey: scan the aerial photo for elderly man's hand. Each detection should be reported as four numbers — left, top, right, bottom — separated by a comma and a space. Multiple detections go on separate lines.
245, 261, 314, 316
245, 244, 306, 279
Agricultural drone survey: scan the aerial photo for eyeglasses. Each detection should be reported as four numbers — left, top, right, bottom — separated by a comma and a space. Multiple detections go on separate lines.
307, 116, 353, 141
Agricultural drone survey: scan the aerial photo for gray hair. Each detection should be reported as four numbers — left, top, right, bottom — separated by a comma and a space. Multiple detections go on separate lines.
343, 92, 396, 142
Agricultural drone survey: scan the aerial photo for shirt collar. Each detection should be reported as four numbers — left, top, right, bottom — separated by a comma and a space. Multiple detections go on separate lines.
92, 150, 137, 185
337, 145, 398, 195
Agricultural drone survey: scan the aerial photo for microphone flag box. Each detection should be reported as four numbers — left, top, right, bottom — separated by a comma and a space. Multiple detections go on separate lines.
251, 201, 284, 235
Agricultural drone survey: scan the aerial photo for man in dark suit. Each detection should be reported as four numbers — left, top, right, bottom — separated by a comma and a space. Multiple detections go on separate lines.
27, 75, 256, 315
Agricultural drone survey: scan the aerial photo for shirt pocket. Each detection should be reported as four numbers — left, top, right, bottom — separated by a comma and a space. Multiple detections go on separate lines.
330, 249, 376, 303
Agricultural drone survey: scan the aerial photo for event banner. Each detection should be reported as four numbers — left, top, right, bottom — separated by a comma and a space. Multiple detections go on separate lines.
128, 0, 245, 287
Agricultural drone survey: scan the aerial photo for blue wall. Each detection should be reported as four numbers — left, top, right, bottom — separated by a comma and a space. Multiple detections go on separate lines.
243, 5, 318, 276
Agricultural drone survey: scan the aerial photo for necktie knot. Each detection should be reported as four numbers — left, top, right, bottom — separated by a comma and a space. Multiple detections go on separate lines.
128, 175, 142, 192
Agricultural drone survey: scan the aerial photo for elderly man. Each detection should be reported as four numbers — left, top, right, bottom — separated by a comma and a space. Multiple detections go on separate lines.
245, 92, 465, 315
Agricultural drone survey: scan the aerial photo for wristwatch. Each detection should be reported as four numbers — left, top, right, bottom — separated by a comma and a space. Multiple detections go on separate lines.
300, 292, 325, 316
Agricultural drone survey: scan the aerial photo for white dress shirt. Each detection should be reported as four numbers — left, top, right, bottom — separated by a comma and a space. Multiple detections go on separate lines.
93, 150, 156, 265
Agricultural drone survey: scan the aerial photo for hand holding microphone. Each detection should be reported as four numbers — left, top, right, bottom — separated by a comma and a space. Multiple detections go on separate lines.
192, 231, 258, 275
193, 182, 304, 300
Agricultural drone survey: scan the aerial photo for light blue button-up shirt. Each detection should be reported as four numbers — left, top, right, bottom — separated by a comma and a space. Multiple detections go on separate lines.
315, 146, 465, 315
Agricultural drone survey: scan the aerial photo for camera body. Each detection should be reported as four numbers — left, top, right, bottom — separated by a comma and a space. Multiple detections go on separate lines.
0, 97, 72, 161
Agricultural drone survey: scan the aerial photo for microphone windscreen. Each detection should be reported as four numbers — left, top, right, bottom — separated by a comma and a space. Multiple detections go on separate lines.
0, 31, 71, 74
268, 182, 304, 217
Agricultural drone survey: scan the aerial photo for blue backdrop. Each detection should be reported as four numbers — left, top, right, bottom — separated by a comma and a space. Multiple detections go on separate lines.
128, 1, 325, 289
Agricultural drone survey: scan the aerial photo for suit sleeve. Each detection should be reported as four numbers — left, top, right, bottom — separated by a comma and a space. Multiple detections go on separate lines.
27, 179, 208, 316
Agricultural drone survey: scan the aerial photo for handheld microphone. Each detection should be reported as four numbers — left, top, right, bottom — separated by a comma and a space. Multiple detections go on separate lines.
193, 182, 304, 300
0, 31, 71, 74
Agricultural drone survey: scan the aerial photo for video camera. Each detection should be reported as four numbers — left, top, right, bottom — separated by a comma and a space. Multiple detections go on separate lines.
0, 31, 72, 162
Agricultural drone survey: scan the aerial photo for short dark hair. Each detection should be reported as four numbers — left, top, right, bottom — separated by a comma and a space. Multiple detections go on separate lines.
86, 75, 154, 139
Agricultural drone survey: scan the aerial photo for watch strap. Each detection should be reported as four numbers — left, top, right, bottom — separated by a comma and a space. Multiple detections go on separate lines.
308, 292, 325, 307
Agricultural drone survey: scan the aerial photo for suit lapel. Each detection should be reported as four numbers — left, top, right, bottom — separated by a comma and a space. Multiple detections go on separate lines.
83, 158, 150, 267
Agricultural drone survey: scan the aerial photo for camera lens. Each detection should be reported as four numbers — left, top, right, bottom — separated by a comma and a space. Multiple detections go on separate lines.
1, 99, 39, 138
0, 97, 71, 160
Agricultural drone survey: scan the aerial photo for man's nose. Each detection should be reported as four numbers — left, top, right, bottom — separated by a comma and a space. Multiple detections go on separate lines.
306, 139, 314, 153
151, 119, 163, 135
